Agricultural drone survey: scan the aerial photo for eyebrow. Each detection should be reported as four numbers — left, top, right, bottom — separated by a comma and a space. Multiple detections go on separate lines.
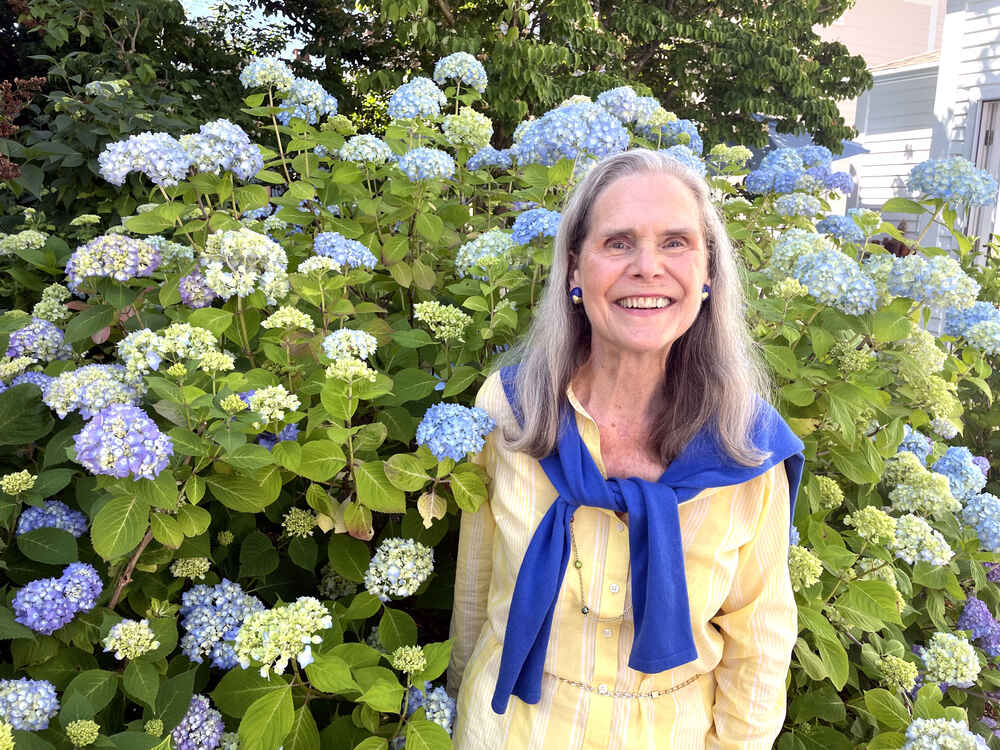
600, 228, 698, 240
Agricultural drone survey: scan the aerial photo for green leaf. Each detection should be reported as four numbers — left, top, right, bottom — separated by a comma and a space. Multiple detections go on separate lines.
414, 213, 443, 244
123, 660, 159, 710
353, 739, 387, 750
450, 463, 487, 511
391, 329, 434, 349
206, 471, 280, 512
809, 325, 835, 358
414, 640, 452, 684
212, 669, 288, 718
355, 461, 406, 512
790, 684, 845, 724
133, 472, 179, 510
383, 454, 430, 492
188, 308, 234, 337
223, 444, 275, 474
328, 535, 370, 583
91, 496, 150, 561
283, 706, 320, 750
761, 344, 799, 378
240, 531, 280, 578
358, 679, 405, 713
404, 718, 451, 750
442, 366, 479, 397
298, 441, 346, 482
0, 386, 54, 445
836, 579, 902, 629
780, 382, 815, 407
304, 653, 359, 694
378, 608, 417, 652
16, 527, 78, 564
156, 668, 196, 729
289, 537, 318, 571
343, 592, 382, 620
65, 305, 116, 343
864, 688, 909, 730
815, 636, 849, 690
0, 605, 34, 640
238, 684, 294, 750
386, 368, 438, 403
881, 197, 926, 214
64, 670, 119, 714
150, 512, 184, 548
176, 504, 212, 537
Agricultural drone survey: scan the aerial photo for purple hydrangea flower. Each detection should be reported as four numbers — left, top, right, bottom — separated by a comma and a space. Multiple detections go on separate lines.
73, 404, 173, 480
313, 232, 378, 269
179, 579, 264, 669
179, 270, 219, 309
258, 423, 299, 450
10, 371, 54, 391
13, 563, 102, 635
16, 500, 89, 537
6, 318, 72, 361
171, 695, 224, 750
958, 596, 1000, 658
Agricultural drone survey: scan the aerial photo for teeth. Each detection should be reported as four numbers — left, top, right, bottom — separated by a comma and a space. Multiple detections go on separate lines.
617, 296, 673, 309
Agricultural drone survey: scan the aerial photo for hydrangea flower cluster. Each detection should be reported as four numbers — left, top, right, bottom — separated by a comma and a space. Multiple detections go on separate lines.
276, 78, 338, 125
44, 364, 142, 419
245, 385, 300, 424
957, 597, 1000, 658
66, 719, 100, 747
322, 329, 377, 360
879, 654, 918, 693
102, 618, 160, 660
32, 283, 71, 323
595, 86, 641, 123
391, 645, 426, 674
791, 249, 879, 315
0, 229, 47, 255
5, 317, 72, 361
365, 537, 435, 601
775, 192, 822, 218
816, 211, 865, 243
98, 131, 193, 187
16, 500, 89, 537
171, 695, 224, 750
886, 254, 979, 310
319, 565, 358, 599
0, 678, 60, 730
313, 232, 378, 269
655, 119, 704, 155
0, 470, 34, 495
961, 492, 1000, 552
902, 718, 988, 750
239, 57, 294, 90
179, 270, 218, 309
744, 146, 852, 195
181, 119, 263, 181
908, 156, 999, 207
899, 424, 933, 464
918, 632, 981, 687
13, 563, 102, 634
707, 144, 753, 170
933, 446, 987, 501
511, 207, 561, 245
466, 145, 512, 171
891, 514, 954, 566
282, 507, 316, 538
767, 229, 835, 279
413, 301, 472, 342
262, 306, 315, 332
455, 229, 516, 276
387, 77, 447, 120
326, 358, 377, 383
11, 371, 53, 391
201, 227, 289, 304
0, 356, 32, 382
944, 301, 1000, 337
73, 404, 173, 479
180, 579, 265, 669
65, 234, 160, 292
397, 147, 456, 181
405, 684, 456, 734
511, 101, 629, 167
660, 145, 706, 176
145, 234, 195, 264
234, 596, 333, 676
258, 423, 299, 450
442, 107, 493, 148
339, 135, 395, 165
433, 52, 488, 92
813, 475, 844, 510
883, 451, 960, 516
788, 545, 823, 591
171, 557, 211, 580
416, 402, 495, 461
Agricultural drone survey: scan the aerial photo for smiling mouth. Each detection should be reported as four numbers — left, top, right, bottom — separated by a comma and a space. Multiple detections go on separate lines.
615, 296, 674, 309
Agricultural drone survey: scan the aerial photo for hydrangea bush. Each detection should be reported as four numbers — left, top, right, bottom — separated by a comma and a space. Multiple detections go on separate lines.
3, 52, 1000, 750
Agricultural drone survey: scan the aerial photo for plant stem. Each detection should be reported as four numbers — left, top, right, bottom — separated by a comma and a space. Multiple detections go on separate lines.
268, 88, 293, 184
109, 528, 154, 610
236, 296, 257, 367
914, 203, 944, 247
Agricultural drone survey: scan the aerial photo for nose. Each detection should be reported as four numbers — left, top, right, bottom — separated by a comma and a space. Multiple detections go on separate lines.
628, 240, 664, 278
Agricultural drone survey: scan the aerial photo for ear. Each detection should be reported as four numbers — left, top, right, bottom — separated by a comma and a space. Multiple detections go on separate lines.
568, 252, 579, 288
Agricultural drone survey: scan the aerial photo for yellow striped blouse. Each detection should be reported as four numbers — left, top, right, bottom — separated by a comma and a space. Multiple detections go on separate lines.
446, 372, 797, 749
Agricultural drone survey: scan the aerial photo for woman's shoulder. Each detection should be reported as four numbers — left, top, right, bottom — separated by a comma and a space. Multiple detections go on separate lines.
474, 370, 516, 429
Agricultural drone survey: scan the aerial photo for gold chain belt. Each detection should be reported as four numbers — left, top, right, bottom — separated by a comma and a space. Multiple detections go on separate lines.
551, 672, 701, 699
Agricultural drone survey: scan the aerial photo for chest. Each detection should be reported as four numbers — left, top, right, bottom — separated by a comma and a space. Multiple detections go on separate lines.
597, 428, 665, 484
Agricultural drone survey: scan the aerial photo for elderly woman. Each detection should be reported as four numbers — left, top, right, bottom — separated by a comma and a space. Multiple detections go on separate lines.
446, 149, 804, 749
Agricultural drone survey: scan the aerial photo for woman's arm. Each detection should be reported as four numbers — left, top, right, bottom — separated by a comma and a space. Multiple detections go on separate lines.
706, 463, 797, 750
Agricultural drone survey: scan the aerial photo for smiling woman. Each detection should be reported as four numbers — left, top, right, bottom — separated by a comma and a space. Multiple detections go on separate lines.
447, 149, 806, 749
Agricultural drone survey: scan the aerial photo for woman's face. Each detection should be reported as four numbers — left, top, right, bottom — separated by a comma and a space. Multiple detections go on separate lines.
570, 171, 710, 362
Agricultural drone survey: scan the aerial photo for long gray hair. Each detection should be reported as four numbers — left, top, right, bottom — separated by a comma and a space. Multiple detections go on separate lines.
502, 148, 771, 466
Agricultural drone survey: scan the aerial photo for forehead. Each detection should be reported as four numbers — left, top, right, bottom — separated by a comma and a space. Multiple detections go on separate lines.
587, 172, 703, 235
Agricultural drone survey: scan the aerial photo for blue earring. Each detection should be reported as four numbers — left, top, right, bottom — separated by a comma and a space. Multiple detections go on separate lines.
701, 284, 710, 301
570, 287, 583, 305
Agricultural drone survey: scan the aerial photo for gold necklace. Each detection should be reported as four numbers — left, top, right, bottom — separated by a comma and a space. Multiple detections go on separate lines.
569, 516, 632, 623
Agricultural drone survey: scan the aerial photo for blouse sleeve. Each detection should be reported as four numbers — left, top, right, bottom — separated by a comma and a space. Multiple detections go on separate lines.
446, 378, 500, 698
705, 462, 797, 750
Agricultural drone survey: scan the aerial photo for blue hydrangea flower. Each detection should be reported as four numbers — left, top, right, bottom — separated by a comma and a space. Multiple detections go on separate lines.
466, 146, 512, 172
5, 318, 72, 361
887, 255, 979, 310
313, 232, 378, 269
761, 148, 805, 174
744, 169, 775, 194
180, 579, 265, 669
962, 492, 1000, 552
908, 156, 999, 207
98, 132, 193, 187
416, 402, 495, 461
944, 301, 1000, 337
511, 208, 561, 245
775, 192, 822, 218
73, 404, 173, 480
258, 423, 299, 450
242, 203, 274, 220
966, 319, 1000, 354
898, 425, 933, 464
276, 78, 338, 125
902, 718, 989, 750
396, 147, 455, 181
660, 144, 707, 176
824, 170, 854, 193
13, 563, 102, 635
387, 77, 447, 120
0, 678, 60, 730
66, 234, 161, 293
596, 86, 640, 123
933, 446, 986, 501
339, 135, 395, 165
789, 524, 800, 545
433, 52, 488, 92
792, 250, 879, 315
659, 119, 703, 155
455, 229, 516, 276
179, 270, 219, 309
172, 695, 224, 750
239, 57, 294, 91
957, 596, 1000, 658
796, 145, 833, 168
181, 119, 263, 182
11, 371, 53, 391
365, 538, 434, 601
511, 102, 629, 167
405, 684, 456, 735
816, 213, 865, 243
16, 500, 88, 537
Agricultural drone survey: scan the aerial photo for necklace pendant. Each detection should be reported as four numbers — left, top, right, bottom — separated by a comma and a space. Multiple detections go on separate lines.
581, 606, 590, 615
574, 560, 583, 569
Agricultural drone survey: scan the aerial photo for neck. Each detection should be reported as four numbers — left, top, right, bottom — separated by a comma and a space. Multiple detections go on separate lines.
572, 349, 668, 428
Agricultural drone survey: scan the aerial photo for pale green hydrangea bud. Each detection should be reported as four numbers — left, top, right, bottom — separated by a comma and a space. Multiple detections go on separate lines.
297, 256, 341, 275
390, 645, 427, 674
0, 357, 35, 381
248, 385, 300, 424
0, 721, 11, 750
814, 476, 844, 510
775, 277, 809, 299
843, 506, 897, 545
879, 654, 917, 693
69, 214, 102, 227
441, 106, 493, 149
326, 357, 376, 383
144, 720, 163, 738
102, 618, 160, 659
66, 720, 100, 747
199, 350, 236, 373
217, 530, 234, 546
831, 339, 876, 374
166, 363, 188, 379
1, 470, 36, 495
32, 283, 72, 323
219, 732, 239, 750
221, 394, 248, 414
413, 300, 472, 342
920, 632, 981, 687
234, 596, 333, 677
0, 230, 48, 256
261, 306, 315, 332
283, 508, 316, 539
170, 557, 211, 580
161, 323, 218, 361
900, 323, 946, 374
788, 545, 823, 592
708, 144, 753, 168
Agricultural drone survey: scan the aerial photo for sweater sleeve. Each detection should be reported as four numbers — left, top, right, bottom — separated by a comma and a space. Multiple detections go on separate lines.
446, 376, 500, 698
705, 462, 797, 750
